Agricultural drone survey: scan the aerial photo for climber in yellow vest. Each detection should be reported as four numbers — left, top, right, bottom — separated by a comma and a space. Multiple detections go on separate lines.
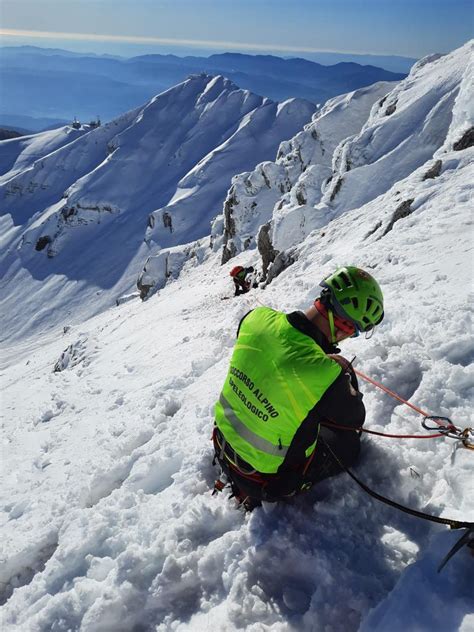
213, 266, 384, 510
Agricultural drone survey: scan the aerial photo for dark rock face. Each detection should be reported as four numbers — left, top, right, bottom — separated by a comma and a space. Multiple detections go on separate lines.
35, 236, 52, 251
61, 207, 77, 221
266, 250, 297, 284
0, 128, 22, 140
221, 240, 237, 265
163, 211, 173, 232
53, 337, 88, 372
453, 127, 474, 151
382, 198, 415, 236
329, 177, 343, 202
364, 221, 382, 239
221, 187, 239, 264
257, 222, 278, 278
422, 160, 442, 180
137, 282, 153, 300
385, 101, 397, 116
295, 186, 307, 206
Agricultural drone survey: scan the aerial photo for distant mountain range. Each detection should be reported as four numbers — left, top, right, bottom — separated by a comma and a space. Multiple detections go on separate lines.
0, 46, 407, 131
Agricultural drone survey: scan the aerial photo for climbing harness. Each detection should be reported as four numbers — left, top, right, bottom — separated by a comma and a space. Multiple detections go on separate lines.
211, 427, 267, 511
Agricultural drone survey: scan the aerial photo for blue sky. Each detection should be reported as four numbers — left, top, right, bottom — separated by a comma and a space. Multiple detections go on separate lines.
1, 0, 472, 58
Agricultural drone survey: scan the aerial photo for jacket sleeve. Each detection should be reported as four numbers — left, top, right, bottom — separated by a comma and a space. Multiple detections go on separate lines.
314, 368, 366, 428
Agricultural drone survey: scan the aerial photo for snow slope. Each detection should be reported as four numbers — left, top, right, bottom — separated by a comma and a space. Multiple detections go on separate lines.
1, 165, 473, 628
1, 41, 473, 631
0, 125, 89, 180
0, 74, 315, 342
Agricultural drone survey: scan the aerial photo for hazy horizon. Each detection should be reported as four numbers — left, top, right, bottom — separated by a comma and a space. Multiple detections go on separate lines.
1, 0, 472, 60
0, 38, 420, 65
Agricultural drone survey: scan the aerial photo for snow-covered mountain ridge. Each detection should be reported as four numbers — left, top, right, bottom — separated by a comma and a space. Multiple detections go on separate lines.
213, 42, 473, 282
0, 46, 408, 131
211, 80, 396, 266
0, 74, 315, 341
1, 41, 473, 631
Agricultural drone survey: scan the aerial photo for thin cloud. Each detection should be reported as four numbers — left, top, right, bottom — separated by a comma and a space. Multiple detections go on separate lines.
0, 28, 352, 54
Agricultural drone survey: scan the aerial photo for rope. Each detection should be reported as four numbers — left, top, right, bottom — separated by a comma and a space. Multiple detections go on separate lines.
355, 369, 430, 417
323, 440, 474, 531
354, 369, 472, 447
320, 419, 447, 440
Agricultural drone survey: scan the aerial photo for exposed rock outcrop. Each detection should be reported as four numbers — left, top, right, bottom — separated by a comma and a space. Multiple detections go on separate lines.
266, 250, 297, 285
215, 81, 395, 266
382, 199, 415, 236
453, 127, 474, 151
137, 239, 208, 300
257, 222, 278, 278
422, 160, 442, 180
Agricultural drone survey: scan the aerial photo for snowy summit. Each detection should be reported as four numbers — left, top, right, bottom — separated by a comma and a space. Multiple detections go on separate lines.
1, 40, 473, 631
0, 74, 316, 341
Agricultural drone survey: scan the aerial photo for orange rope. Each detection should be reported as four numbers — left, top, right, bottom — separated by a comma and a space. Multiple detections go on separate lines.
355, 369, 430, 417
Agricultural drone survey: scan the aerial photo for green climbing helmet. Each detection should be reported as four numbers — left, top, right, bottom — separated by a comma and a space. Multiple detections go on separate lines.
320, 266, 384, 332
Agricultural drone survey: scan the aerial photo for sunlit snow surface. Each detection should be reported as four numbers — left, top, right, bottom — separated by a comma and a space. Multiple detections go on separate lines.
1, 43, 474, 631
0, 74, 315, 342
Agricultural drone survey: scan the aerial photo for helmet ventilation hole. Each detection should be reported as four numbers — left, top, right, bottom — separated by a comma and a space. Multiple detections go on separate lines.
340, 272, 352, 287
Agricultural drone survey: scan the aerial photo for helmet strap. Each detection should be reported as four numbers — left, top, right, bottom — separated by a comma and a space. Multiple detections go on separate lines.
315, 299, 337, 344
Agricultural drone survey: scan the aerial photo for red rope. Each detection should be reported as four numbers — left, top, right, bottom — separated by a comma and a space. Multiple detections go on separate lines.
355, 369, 430, 417
349, 369, 468, 443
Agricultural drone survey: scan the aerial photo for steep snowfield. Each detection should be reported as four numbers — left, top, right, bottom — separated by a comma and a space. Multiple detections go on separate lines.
1, 41, 473, 631
0, 126, 89, 181
1, 157, 473, 628
0, 75, 315, 343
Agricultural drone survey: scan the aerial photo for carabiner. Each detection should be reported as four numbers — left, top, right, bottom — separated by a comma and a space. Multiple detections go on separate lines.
461, 428, 474, 450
